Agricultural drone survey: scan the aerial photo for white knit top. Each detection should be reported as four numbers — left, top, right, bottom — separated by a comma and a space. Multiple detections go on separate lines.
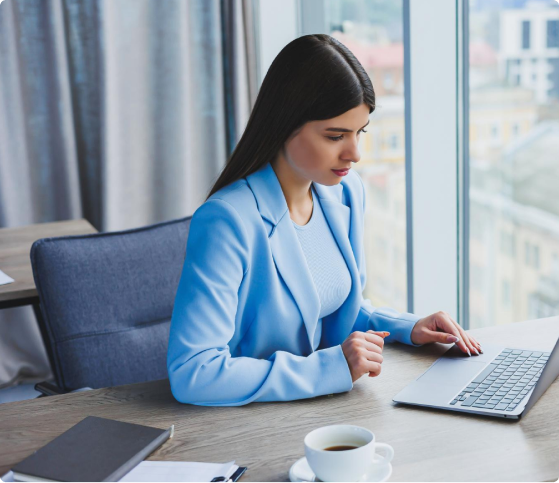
292, 186, 352, 347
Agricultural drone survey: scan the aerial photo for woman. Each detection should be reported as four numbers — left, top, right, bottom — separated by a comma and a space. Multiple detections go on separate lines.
167, 34, 482, 407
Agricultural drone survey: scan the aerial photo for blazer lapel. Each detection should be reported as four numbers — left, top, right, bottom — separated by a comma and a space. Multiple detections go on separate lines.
246, 163, 321, 350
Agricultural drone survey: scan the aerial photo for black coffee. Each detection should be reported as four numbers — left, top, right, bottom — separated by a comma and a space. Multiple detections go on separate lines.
323, 445, 359, 451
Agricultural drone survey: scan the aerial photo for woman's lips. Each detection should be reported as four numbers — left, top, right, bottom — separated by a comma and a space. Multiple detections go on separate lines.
331, 168, 350, 177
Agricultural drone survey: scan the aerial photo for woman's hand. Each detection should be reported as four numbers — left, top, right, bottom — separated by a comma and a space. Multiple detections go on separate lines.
341, 330, 390, 382
410, 311, 482, 356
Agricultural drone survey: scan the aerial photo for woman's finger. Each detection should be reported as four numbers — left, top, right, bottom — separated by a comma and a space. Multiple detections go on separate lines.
469, 336, 483, 353
363, 331, 387, 347
363, 360, 382, 377
440, 314, 476, 356
363, 348, 383, 363
458, 328, 480, 355
362, 340, 383, 354
455, 326, 477, 355
454, 323, 481, 356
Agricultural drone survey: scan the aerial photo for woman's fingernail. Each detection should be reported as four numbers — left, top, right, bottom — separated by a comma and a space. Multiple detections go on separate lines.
447, 335, 460, 343
467, 348, 471, 356
383, 332, 390, 337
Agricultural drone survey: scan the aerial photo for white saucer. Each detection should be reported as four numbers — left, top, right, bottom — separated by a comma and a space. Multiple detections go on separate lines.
289, 453, 392, 482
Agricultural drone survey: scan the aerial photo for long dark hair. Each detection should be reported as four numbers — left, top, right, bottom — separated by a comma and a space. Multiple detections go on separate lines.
206, 34, 375, 200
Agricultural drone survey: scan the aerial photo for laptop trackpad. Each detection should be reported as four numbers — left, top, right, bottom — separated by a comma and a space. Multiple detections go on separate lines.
417, 359, 487, 386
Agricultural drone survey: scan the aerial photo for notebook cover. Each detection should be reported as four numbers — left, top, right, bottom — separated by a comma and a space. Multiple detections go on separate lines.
11, 416, 171, 482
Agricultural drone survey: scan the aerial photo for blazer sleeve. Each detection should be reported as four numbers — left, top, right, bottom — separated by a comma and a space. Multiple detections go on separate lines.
167, 199, 353, 407
349, 174, 423, 347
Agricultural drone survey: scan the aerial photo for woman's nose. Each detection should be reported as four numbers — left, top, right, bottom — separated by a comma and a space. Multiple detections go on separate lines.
343, 140, 361, 164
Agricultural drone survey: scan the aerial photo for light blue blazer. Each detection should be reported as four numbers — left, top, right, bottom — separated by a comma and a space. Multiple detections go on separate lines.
167, 162, 423, 406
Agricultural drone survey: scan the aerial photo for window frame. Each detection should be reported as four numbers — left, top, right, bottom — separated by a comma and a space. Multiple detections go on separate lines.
405, 0, 462, 323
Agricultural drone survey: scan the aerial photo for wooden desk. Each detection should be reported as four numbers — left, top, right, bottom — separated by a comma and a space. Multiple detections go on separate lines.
0, 317, 558, 482
0, 219, 97, 309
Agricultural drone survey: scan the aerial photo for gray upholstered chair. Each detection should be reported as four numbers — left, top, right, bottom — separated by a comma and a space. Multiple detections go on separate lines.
30, 216, 192, 394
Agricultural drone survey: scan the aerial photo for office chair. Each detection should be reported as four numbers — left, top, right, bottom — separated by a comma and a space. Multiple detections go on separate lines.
29, 216, 192, 395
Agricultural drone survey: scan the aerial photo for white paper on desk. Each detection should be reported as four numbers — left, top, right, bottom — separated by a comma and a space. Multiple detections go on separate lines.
119, 460, 238, 482
0, 470, 15, 482
0, 269, 15, 286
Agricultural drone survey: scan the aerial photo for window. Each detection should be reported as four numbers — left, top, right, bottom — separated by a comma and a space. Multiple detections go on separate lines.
507, 59, 522, 86
522, 20, 530, 50
525, 241, 541, 270
468, 3, 559, 329
547, 20, 559, 49
534, 245, 540, 270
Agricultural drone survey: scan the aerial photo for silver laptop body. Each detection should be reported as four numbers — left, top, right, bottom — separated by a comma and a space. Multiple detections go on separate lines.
393, 334, 559, 420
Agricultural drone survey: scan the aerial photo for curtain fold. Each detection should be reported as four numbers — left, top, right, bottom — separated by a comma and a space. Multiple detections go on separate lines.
0, 0, 257, 388
221, 0, 258, 156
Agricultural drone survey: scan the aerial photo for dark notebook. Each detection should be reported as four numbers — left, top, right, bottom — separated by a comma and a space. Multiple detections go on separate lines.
11, 416, 173, 482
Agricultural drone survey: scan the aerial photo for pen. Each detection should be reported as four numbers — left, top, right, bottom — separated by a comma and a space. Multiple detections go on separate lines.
211, 466, 247, 482
229, 466, 247, 481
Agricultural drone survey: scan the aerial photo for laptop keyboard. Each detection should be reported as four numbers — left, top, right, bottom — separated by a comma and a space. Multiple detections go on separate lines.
449, 348, 550, 412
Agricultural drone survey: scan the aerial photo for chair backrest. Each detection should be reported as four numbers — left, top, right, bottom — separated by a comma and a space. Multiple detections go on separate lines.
30, 216, 192, 391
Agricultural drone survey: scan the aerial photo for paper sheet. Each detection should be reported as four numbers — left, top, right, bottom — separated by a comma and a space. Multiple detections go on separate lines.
119, 460, 238, 482
2, 461, 237, 483
0, 471, 14, 482
0, 269, 15, 286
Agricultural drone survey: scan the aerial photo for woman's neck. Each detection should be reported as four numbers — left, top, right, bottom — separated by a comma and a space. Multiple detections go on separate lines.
271, 155, 313, 224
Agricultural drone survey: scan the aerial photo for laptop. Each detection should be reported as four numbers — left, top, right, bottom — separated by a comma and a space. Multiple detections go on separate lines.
393, 333, 559, 420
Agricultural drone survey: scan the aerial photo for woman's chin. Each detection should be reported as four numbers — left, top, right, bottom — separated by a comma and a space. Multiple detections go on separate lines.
326, 175, 344, 185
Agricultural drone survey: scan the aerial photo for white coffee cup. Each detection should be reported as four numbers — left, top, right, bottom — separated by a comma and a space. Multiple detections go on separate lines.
304, 425, 394, 482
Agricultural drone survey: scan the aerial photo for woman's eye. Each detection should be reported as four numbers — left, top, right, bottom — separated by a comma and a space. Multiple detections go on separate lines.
327, 129, 367, 142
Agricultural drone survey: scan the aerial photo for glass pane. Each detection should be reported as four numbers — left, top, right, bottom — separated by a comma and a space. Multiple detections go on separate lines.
325, 0, 407, 312
468, 0, 559, 328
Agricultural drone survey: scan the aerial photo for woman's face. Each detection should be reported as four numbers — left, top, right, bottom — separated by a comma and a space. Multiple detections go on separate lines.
281, 103, 370, 186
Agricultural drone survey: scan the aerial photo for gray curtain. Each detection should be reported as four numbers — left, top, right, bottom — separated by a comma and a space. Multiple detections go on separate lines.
0, 0, 257, 388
